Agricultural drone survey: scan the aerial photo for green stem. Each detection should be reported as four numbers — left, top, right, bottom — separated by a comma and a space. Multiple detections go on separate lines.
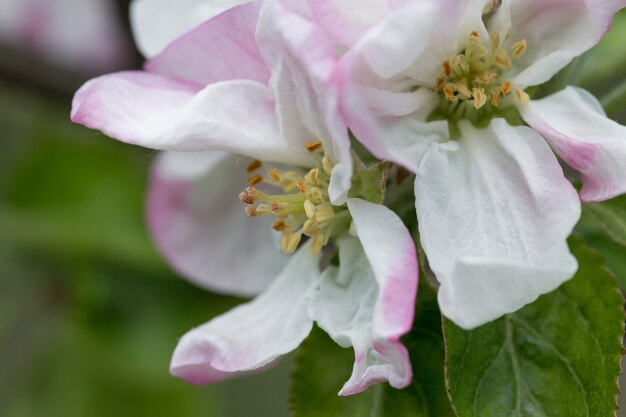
600, 79, 626, 118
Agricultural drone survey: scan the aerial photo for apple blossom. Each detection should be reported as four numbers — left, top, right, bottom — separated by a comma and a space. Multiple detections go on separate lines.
71, 0, 419, 395
324, 0, 626, 329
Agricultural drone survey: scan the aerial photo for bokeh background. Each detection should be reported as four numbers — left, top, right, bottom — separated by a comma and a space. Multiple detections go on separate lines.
0, 1, 625, 416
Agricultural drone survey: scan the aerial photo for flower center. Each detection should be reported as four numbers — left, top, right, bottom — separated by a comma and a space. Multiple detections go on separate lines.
239, 141, 349, 256
434, 31, 529, 111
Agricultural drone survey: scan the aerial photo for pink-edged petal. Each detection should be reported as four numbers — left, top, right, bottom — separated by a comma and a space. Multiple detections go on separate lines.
170, 242, 320, 384
310, 199, 417, 395
415, 119, 580, 329
509, 0, 626, 87
145, 2, 269, 85
147, 151, 288, 296
130, 0, 251, 57
257, 0, 352, 204
306, 0, 391, 47
71, 72, 313, 166
521, 86, 626, 202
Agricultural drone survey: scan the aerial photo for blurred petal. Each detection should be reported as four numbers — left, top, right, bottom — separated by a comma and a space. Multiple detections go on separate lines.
509, 0, 626, 87
147, 151, 288, 296
170, 243, 320, 384
130, 0, 250, 57
71, 72, 313, 166
145, 2, 269, 85
521, 86, 626, 202
306, 0, 391, 47
310, 199, 417, 395
415, 119, 580, 329
257, 0, 352, 204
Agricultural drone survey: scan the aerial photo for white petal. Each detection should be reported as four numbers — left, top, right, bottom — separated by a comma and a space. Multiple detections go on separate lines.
147, 151, 288, 296
521, 86, 626, 202
415, 119, 580, 329
170, 242, 320, 384
71, 72, 313, 166
130, 0, 250, 57
509, 0, 626, 87
310, 199, 418, 395
257, 0, 352, 203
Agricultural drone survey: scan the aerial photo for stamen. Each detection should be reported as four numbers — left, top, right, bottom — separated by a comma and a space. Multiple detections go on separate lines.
472, 88, 487, 110
306, 187, 324, 204
268, 169, 281, 182
245, 205, 257, 217
495, 47, 512, 70
256, 204, 270, 214
296, 182, 307, 193
442, 60, 453, 78
305, 168, 319, 186
453, 82, 472, 100
311, 235, 325, 256
315, 206, 335, 223
511, 39, 527, 57
500, 81, 512, 95
434, 77, 445, 92
305, 141, 323, 153
281, 231, 302, 254
490, 89, 501, 107
246, 160, 262, 172
443, 84, 458, 102
322, 156, 333, 175
303, 200, 316, 219
247, 174, 264, 186
515, 88, 530, 105
273, 219, 287, 231
239, 191, 254, 205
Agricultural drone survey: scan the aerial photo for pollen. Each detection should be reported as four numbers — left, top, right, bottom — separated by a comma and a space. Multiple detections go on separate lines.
305, 140, 323, 153
246, 159, 263, 172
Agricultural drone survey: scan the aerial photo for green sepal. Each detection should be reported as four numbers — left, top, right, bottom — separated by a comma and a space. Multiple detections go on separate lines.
348, 152, 391, 204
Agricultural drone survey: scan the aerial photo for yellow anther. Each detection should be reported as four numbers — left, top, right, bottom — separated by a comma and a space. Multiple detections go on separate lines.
315, 206, 335, 223
450, 55, 470, 75
302, 219, 319, 236
305, 168, 319, 186
245, 205, 257, 217
305, 141, 323, 153
472, 88, 487, 109
473, 71, 498, 87
442, 60, 453, 78
306, 187, 324, 205
311, 234, 325, 256
268, 168, 281, 182
500, 81, 513, 95
434, 77, 445, 93
511, 39, 527, 57
303, 200, 316, 219
272, 219, 287, 231
247, 174, 264, 186
256, 204, 270, 214
246, 159, 262, 172
443, 84, 458, 102
452, 82, 472, 100
322, 156, 333, 175
239, 191, 254, 205
281, 231, 302, 254
490, 89, 501, 107
515, 88, 530, 105
296, 182, 307, 193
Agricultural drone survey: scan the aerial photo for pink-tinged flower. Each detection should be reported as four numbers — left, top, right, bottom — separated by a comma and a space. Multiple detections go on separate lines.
0, 0, 129, 71
71, 0, 419, 395
324, 0, 626, 329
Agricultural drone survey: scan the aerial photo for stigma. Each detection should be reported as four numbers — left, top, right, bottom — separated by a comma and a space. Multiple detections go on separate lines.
239, 142, 347, 256
434, 31, 529, 110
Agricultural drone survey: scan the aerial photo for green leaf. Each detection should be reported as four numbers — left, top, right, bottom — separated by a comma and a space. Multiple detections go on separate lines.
290, 279, 454, 417
582, 196, 626, 248
444, 240, 625, 417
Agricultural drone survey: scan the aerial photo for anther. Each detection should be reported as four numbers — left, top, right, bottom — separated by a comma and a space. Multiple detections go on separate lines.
239, 191, 254, 205
256, 204, 270, 214
272, 220, 287, 231
434, 78, 445, 93
315, 206, 335, 223
490, 89, 501, 107
443, 84, 458, 103
245, 205, 257, 217
302, 219, 318, 236
511, 39, 527, 57
305, 141, 323, 153
472, 88, 487, 110
311, 235, 325, 256
500, 81, 512, 95
281, 231, 301, 254
296, 182, 307, 193
515, 88, 530, 105
442, 60, 453, 78
322, 156, 333, 175
268, 169, 281, 182
303, 200, 316, 219
246, 160, 262, 172
305, 168, 319, 186
247, 174, 264, 186
454, 83, 472, 100
245, 187, 258, 198
306, 187, 324, 205
270, 202, 283, 213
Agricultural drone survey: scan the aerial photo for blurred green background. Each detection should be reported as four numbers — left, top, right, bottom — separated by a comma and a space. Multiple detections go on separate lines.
0, 3, 625, 417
